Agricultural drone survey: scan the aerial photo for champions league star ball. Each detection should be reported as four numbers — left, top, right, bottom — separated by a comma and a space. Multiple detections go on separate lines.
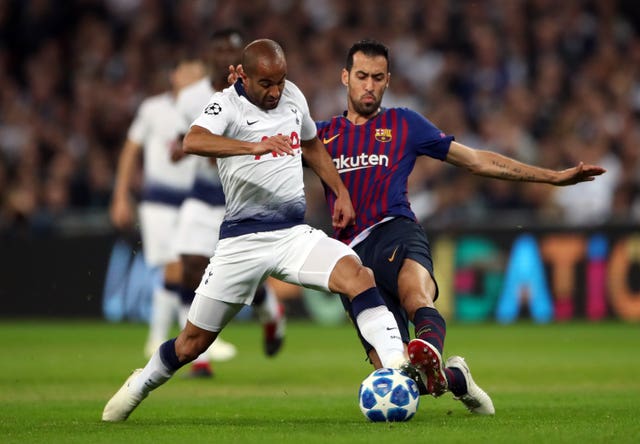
358, 368, 420, 422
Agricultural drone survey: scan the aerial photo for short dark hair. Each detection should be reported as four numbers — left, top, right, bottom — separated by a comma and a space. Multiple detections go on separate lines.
346, 39, 390, 71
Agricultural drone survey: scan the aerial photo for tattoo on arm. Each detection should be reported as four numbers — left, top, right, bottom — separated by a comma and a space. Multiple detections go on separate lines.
493, 160, 516, 179
491, 160, 538, 181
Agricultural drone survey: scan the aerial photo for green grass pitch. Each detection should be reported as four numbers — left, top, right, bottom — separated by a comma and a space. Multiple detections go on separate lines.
1, 319, 639, 443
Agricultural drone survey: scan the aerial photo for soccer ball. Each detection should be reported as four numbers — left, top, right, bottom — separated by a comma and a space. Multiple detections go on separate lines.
358, 368, 420, 422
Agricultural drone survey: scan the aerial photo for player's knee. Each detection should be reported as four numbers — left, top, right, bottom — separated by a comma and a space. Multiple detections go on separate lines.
343, 265, 377, 297
356, 265, 376, 288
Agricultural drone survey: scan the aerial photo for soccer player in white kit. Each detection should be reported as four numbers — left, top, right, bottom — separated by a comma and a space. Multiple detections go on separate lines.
103, 39, 408, 422
172, 29, 285, 370
109, 59, 204, 359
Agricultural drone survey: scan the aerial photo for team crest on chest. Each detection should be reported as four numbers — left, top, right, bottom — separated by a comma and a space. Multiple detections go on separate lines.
290, 107, 300, 125
374, 128, 392, 142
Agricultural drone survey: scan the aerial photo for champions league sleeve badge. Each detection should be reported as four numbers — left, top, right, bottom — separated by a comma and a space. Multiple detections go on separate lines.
205, 103, 222, 115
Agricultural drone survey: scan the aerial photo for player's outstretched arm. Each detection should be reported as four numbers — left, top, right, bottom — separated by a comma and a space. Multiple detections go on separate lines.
445, 141, 606, 186
301, 137, 355, 229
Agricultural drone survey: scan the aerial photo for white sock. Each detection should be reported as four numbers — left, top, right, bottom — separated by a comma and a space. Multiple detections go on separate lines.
148, 287, 180, 346
178, 303, 190, 330
129, 349, 174, 396
355, 305, 406, 369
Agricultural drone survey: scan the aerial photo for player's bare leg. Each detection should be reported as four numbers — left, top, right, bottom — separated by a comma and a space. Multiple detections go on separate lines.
181, 254, 235, 375
397, 259, 448, 396
395, 260, 493, 412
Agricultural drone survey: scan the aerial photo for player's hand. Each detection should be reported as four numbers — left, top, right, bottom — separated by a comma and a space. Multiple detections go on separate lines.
554, 162, 606, 186
170, 137, 186, 162
252, 134, 295, 156
227, 64, 243, 85
331, 191, 356, 229
109, 197, 134, 229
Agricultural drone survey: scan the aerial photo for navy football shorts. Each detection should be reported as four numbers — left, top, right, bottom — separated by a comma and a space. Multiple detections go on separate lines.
340, 217, 439, 356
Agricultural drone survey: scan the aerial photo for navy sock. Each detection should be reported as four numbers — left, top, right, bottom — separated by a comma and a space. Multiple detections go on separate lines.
164, 282, 182, 293
178, 286, 195, 305
350, 287, 385, 316
159, 338, 187, 372
413, 306, 446, 355
445, 367, 467, 396
252, 284, 266, 306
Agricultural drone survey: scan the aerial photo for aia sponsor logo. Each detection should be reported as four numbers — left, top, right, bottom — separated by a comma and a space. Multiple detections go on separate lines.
254, 131, 300, 160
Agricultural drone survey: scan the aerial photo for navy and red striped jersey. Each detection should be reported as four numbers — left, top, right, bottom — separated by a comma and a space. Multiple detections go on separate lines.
316, 107, 454, 245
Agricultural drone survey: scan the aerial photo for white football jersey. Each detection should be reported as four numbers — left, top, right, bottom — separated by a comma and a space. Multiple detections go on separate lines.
191, 79, 317, 239
127, 92, 197, 203
176, 77, 214, 131
176, 76, 225, 205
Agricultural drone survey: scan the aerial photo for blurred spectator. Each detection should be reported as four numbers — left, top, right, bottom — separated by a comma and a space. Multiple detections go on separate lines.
0, 0, 639, 236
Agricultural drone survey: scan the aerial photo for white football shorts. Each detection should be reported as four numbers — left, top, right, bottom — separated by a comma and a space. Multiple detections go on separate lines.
173, 198, 225, 257
188, 224, 358, 332
138, 202, 181, 267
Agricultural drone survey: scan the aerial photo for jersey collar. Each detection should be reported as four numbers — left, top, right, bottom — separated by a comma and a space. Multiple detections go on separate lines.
342, 107, 385, 124
233, 79, 250, 101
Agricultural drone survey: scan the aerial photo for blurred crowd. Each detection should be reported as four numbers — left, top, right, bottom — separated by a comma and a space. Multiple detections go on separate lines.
1, 0, 640, 237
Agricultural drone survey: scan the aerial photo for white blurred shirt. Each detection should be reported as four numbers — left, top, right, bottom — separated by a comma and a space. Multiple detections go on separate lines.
128, 92, 197, 193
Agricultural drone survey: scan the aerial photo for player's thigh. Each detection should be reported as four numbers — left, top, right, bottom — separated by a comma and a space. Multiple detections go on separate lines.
274, 225, 358, 292
356, 217, 439, 312
138, 202, 180, 267
194, 233, 272, 305
187, 294, 245, 333
173, 199, 224, 258
398, 258, 438, 315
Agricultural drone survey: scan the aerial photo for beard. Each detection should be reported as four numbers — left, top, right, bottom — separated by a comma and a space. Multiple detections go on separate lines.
352, 96, 382, 117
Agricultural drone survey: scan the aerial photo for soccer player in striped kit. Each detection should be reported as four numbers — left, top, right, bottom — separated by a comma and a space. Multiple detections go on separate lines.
102, 39, 408, 422
316, 39, 605, 415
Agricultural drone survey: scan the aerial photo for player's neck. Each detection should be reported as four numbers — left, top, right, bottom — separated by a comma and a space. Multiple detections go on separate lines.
346, 108, 380, 125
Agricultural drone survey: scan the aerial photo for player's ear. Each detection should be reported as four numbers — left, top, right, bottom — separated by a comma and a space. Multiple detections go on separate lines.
341, 68, 349, 86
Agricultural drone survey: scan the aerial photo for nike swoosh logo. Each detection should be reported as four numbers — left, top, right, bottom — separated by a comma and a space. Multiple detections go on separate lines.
386, 327, 397, 331
322, 134, 340, 144
247, 120, 258, 125
388, 246, 399, 262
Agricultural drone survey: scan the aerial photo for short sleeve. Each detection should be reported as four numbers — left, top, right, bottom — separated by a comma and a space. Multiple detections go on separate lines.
191, 93, 233, 136
403, 108, 454, 160
127, 101, 149, 145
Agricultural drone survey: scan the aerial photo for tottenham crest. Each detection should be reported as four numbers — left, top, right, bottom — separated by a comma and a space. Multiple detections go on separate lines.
375, 128, 392, 142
